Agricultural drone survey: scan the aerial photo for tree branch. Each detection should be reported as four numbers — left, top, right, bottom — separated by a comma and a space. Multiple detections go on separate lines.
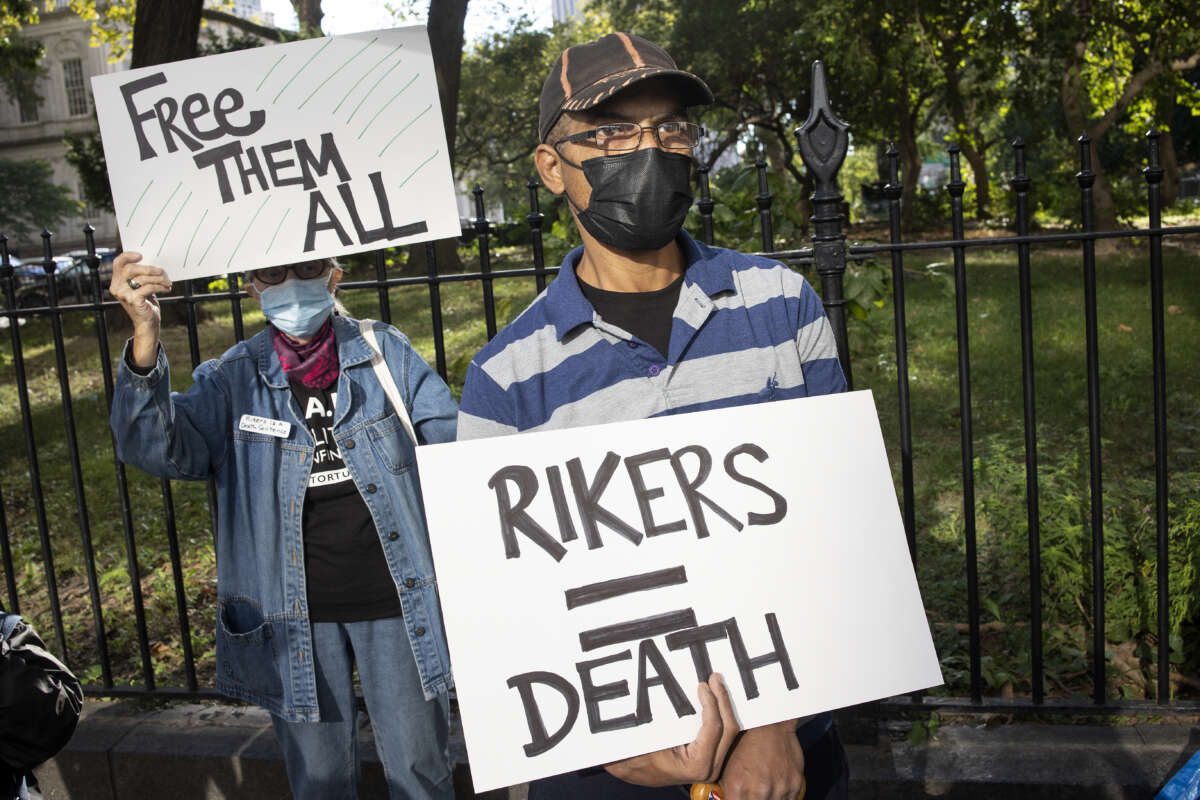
199, 8, 283, 42
1088, 48, 1200, 140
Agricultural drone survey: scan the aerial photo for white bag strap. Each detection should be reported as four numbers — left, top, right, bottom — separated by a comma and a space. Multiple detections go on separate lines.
358, 318, 418, 445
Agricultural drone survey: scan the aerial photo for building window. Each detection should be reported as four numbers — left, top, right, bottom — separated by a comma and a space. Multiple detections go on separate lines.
62, 58, 88, 116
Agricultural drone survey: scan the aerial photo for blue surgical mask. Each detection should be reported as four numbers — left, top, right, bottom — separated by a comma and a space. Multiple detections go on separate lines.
258, 276, 335, 339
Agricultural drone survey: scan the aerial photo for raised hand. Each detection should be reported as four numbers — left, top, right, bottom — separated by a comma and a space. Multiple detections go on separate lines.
109, 251, 172, 368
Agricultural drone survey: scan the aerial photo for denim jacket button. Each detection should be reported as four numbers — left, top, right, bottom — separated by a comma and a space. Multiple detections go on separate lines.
388, 531, 399, 541
404, 578, 416, 588
367, 483, 377, 493
343, 439, 355, 449
414, 627, 426, 636
648, 364, 661, 377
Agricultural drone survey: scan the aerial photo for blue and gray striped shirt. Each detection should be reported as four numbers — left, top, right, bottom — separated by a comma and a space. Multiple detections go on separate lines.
458, 232, 847, 439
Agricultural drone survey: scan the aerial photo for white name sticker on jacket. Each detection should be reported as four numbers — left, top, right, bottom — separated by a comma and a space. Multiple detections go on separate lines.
238, 414, 292, 438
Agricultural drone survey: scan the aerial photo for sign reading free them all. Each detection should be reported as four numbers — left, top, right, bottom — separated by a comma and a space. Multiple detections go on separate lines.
91, 26, 459, 281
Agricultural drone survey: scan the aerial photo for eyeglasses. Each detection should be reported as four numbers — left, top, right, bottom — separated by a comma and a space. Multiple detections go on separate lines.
249, 262, 327, 286
556, 121, 704, 155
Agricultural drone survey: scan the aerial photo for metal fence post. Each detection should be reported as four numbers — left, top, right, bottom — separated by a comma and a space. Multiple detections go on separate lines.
795, 60, 852, 387
1144, 129, 1169, 704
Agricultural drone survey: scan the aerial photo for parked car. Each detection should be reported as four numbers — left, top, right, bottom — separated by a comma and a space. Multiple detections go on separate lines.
13, 255, 90, 308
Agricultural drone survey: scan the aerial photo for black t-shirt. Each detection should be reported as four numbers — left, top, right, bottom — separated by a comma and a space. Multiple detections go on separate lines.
291, 381, 403, 622
578, 272, 684, 359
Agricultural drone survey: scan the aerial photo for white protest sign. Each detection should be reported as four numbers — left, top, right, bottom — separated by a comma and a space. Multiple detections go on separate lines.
417, 390, 942, 791
91, 26, 459, 281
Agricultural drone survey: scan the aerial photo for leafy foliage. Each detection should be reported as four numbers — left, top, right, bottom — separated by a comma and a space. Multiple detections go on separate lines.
0, 158, 79, 245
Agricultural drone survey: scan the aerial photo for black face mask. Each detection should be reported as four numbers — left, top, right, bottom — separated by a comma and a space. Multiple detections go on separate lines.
570, 147, 694, 251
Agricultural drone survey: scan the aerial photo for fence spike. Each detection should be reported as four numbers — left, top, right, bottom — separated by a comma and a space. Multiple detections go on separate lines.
41, 230, 53, 271
948, 145, 965, 198
1011, 139, 1030, 194
1076, 136, 1095, 186
1144, 130, 1164, 183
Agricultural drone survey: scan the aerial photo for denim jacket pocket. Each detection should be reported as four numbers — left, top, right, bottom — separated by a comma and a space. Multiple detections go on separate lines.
217, 597, 284, 700
366, 414, 414, 474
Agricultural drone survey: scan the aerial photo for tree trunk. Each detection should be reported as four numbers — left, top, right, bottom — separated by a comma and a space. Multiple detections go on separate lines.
130, 0, 205, 325
405, 239, 462, 276
1158, 91, 1179, 206
131, 0, 203, 69
959, 137, 990, 220
290, 0, 324, 37
897, 105, 920, 229
1160, 128, 1179, 207
416, 0, 470, 273
428, 0, 470, 164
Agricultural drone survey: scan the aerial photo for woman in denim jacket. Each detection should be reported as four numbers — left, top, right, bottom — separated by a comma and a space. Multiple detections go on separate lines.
108, 252, 457, 800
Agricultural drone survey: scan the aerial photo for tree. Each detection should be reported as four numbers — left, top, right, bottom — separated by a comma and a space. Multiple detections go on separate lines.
912, 0, 1017, 219
1021, 0, 1200, 228
593, 0, 825, 229
0, 1, 46, 115
0, 159, 80, 246
454, 16, 608, 215
383, 0, 471, 273
290, 0, 322, 37
428, 0, 470, 164
130, 0, 203, 68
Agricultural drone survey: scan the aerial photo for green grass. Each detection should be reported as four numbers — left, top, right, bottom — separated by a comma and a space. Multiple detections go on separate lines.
847, 240, 1200, 700
2, 238, 1198, 702
0, 250, 542, 688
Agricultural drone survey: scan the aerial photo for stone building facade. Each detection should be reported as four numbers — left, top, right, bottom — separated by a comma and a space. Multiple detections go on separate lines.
0, 1, 278, 256
0, 4, 124, 254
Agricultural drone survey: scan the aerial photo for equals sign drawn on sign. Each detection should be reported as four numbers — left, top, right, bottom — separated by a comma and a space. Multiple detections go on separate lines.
564, 566, 697, 652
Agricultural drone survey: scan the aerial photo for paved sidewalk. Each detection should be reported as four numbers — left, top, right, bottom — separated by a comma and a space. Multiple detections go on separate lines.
31, 700, 1200, 799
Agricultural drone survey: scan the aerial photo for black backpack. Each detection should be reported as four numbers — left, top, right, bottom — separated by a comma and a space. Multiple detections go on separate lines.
0, 607, 82, 799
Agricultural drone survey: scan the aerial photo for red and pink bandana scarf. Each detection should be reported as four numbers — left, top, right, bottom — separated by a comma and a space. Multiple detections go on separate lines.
270, 317, 339, 389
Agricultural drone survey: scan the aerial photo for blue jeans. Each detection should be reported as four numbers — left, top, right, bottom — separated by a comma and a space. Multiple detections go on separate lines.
270, 617, 453, 800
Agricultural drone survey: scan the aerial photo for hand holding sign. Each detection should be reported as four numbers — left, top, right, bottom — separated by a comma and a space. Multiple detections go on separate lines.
109, 252, 172, 368
715, 719, 806, 799
604, 673, 737, 786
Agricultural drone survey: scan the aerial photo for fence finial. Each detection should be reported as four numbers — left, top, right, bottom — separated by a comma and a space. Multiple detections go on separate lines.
41, 229, 53, 272
1144, 129, 1164, 184
884, 143, 901, 201
795, 60, 852, 388
795, 60, 849, 200
947, 144, 965, 199
1076, 135, 1095, 187
1010, 138, 1030, 195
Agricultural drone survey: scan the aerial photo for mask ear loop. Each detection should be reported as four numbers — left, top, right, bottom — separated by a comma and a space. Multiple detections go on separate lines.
551, 140, 586, 171
550, 140, 590, 216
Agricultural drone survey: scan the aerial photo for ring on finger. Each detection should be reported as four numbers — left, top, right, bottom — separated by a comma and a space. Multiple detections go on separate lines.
127, 277, 141, 290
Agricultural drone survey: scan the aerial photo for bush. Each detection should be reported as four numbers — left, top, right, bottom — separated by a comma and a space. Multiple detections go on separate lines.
923, 433, 1200, 698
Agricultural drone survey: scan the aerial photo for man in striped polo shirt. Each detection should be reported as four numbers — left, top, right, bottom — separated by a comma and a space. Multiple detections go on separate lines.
458, 33, 849, 800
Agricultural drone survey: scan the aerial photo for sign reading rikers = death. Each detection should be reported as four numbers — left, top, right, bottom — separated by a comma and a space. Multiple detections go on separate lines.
416, 391, 943, 791
91, 26, 459, 282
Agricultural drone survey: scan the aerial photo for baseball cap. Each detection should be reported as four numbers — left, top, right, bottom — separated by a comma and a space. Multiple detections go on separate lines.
538, 32, 714, 143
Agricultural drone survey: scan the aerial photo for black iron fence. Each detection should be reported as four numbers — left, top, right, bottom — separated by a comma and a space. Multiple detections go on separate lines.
2, 61, 1199, 716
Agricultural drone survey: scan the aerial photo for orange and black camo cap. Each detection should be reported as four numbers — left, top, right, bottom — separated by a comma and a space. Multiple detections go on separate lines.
538, 32, 714, 143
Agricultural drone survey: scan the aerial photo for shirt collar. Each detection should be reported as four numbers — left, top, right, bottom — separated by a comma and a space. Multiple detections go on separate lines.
545, 231, 735, 342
